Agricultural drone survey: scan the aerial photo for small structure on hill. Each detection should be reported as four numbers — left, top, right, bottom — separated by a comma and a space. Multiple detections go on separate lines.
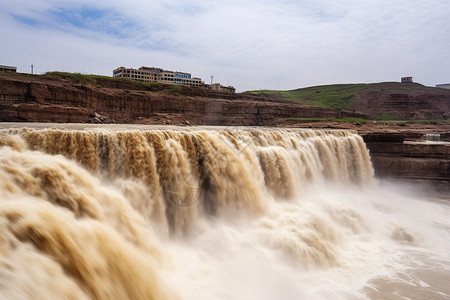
401, 76, 413, 83
0, 65, 17, 73
208, 83, 236, 94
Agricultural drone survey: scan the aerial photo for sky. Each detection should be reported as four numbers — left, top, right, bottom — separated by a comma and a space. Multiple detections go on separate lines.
1, 0, 449, 92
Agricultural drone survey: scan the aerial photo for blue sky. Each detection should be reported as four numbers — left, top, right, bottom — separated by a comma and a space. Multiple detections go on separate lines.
1, 0, 449, 91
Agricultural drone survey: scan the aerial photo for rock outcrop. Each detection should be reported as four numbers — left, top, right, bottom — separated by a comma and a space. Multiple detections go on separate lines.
363, 133, 450, 181
352, 83, 450, 119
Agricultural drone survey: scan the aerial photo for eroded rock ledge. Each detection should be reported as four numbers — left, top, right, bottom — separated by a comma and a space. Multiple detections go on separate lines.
362, 133, 449, 182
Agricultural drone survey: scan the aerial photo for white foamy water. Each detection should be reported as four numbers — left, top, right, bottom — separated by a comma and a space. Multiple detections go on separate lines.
165, 182, 450, 300
0, 124, 448, 299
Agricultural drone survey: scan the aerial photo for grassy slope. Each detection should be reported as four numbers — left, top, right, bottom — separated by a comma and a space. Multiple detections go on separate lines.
248, 84, 368, 109
45, 71, 113, 81
247, 82, 442, 110
247, 82, 450, 123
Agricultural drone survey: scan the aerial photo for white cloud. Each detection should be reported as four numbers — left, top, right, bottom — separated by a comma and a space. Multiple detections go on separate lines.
1, 0, 449, 91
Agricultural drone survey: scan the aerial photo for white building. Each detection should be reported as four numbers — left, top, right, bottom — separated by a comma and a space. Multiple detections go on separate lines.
113, 66, 204, 87
0, 65, 17, 73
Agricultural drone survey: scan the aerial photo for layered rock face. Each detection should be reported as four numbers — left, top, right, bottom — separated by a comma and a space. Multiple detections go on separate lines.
352, 83, 450, 119
363, 133, 450, 184
0, 74, 364, 126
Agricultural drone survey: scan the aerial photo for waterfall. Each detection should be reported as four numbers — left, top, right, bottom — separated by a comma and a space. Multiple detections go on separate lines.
2, 127, 373, 235
4, 126, 447, 300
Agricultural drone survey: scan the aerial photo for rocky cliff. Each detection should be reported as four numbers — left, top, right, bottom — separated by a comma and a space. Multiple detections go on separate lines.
362, 132, 450, 182
0, 73, 364, 126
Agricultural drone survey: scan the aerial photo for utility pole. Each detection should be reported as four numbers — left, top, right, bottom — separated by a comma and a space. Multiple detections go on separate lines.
31, 64, 34, 75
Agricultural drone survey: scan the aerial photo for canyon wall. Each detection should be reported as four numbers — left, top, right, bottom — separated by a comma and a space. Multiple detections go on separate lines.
0, 74, 363, 126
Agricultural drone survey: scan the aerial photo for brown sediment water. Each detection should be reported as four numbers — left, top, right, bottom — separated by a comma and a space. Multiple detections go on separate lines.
0, 123, 448, 300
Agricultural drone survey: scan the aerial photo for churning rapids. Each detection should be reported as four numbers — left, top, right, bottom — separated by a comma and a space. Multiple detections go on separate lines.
0, 124, 449, 300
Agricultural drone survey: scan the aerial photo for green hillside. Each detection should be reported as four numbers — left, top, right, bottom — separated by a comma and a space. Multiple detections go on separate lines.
247, 84, 368, 109
247, 82, 440, 110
